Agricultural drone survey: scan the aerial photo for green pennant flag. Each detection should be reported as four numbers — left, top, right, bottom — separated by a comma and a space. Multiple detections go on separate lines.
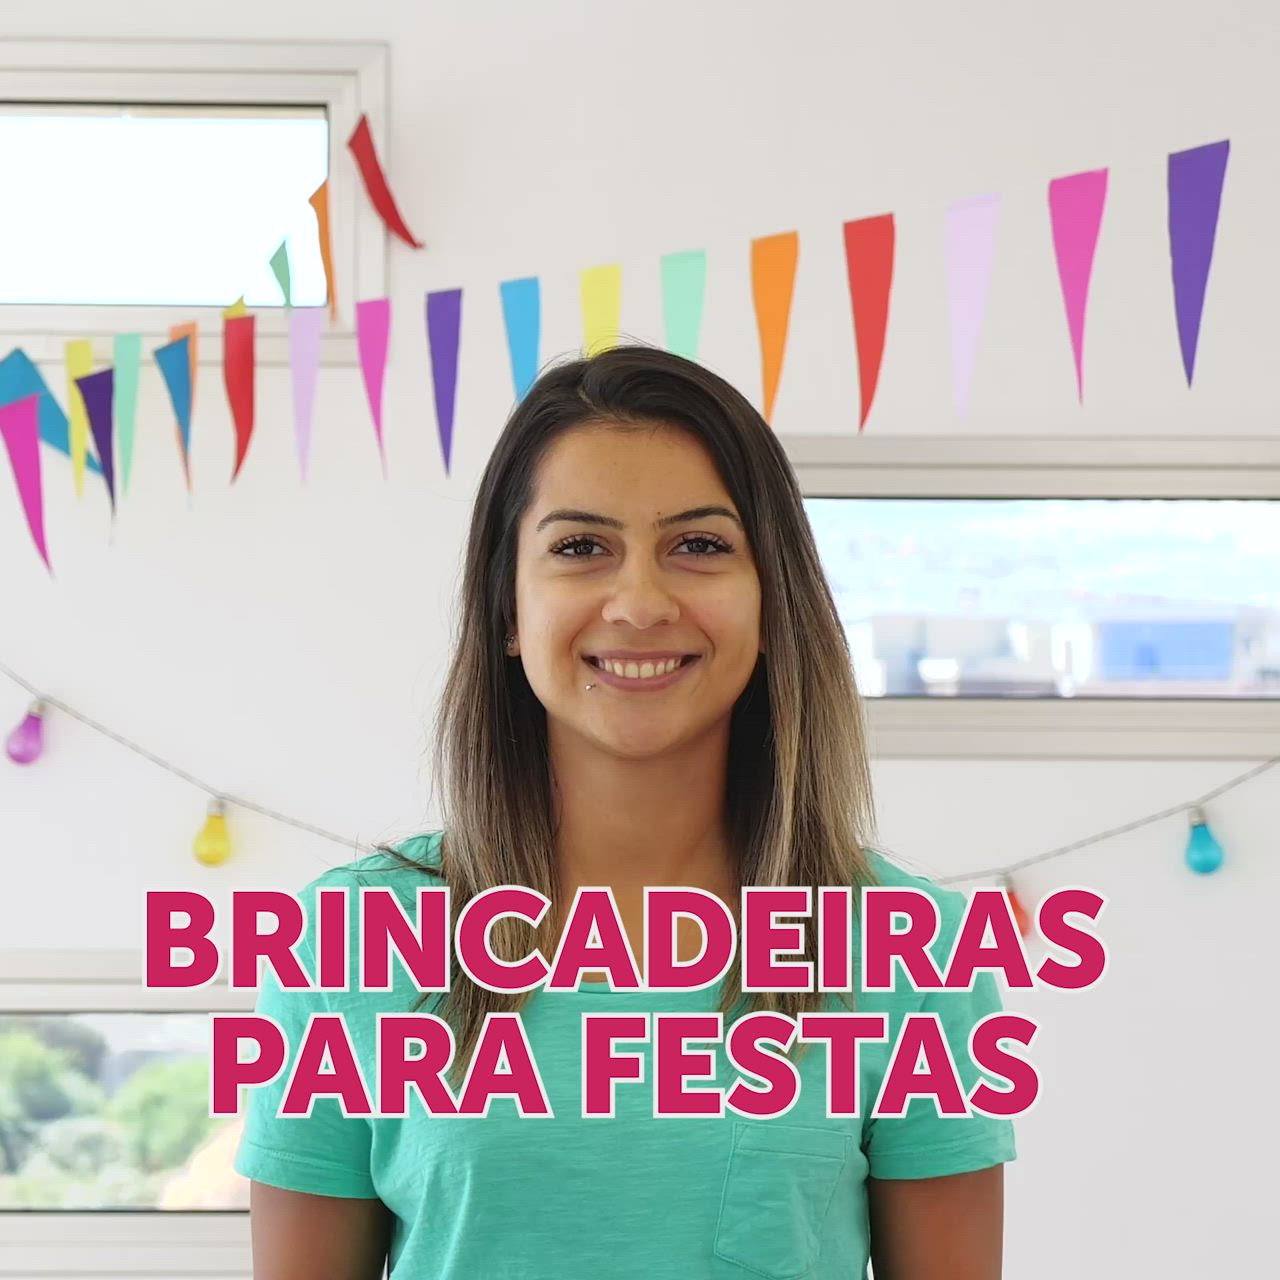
270, 241, 292, 306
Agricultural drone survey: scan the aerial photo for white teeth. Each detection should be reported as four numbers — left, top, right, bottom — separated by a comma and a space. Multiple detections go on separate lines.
598, 657, 684, 679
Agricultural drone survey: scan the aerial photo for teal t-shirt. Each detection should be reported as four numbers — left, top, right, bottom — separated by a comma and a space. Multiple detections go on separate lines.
234, 833, 1017, 1279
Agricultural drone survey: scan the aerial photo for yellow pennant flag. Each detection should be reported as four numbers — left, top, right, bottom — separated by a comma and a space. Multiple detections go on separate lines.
580, 264, 622, 356
65, 339, 94, 496
223, 296, 248, 319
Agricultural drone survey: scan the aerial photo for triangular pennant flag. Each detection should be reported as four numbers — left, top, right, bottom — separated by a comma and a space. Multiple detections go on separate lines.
113, 334, 142, 497
944, 194, 1001, 419
1168, 139, 1230, 386
355, 298, 391, 474
499, 277, 540, 401
751, 231, 799, 424
347, 114, 425, 249
223, 315, 256, 481
426, 288, 463, 475
1048, 168, 1109, 401
289, 308, 325, 483
155, 337, 193, 490
580, 264, 622, 356
0, 349, 97, 476
309, 182, 337, 319
270, 240, 293, 307
65, 339, 94, 496
843, 213, 896, 430
0, 394, 52, 572
169, 322, 198, 421
661, 249, 707, 361
76, 367, 116, 515
223, 297, 248, 319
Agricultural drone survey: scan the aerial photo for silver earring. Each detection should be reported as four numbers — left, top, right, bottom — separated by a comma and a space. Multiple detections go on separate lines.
504, 633, 516, 653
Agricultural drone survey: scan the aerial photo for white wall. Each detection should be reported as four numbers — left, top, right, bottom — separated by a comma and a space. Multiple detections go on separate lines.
2, 2, 1277, 1277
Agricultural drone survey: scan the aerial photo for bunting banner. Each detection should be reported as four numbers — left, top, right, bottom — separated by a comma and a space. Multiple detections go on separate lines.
347, 114, 424, 249
154, 337, 193, 491
944, 194, 1001, 419
0, 350, 96, 477
1048, 168, 1109, 402
169, 322, 198, 426
223, 315, 256, 482
309, 181, 338, 319
1168, 139, 1230, 386
356, 298, 391, 473
76, 367, 116, 514
499, 277, 540, 402
843, 213, 896, 430
0, 394, 52, 572
270, 240, 293, 307
580, 264, 622, 356
661, 249, 707, 362
113, 334, 142, 498
289, 308, 325, 482
751, 231, 799, 424
426, 289, 463, 475
65, 339, 93, 496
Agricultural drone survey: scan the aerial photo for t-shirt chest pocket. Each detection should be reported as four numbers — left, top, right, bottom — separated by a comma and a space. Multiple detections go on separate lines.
713, 1120, 851, 1280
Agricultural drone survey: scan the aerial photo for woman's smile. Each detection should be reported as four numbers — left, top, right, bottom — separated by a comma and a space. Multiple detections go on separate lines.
582, 653, 703, 691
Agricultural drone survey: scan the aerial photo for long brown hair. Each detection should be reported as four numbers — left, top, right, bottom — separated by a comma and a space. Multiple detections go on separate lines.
381, 343, 881, 1089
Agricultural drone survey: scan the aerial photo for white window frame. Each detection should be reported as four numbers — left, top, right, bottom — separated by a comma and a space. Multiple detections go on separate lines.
0, 38, 390, 367
786, 433, 1280, 761
0, 949, 256, 1278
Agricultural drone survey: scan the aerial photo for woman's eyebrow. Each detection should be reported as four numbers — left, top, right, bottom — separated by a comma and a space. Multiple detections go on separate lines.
535, 505, 743, 533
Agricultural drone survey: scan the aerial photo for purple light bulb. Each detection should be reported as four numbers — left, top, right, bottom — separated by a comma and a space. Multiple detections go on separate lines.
6, 701, 46, 765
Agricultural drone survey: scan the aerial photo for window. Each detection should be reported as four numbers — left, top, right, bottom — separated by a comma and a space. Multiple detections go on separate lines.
0, 38, 388, 366
0, 1012, 247, 1212
0, 104, 329, 308
788, 434, 1280, 759
805, 496, 1279, 700
0, 950, 252, 1275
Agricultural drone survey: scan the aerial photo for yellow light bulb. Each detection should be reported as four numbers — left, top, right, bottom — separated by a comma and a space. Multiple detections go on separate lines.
194, 799, 233, 866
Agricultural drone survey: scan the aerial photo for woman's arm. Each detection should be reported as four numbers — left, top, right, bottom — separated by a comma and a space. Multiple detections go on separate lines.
248, 1182, 393, 1280
867, 1164, 1005, 1280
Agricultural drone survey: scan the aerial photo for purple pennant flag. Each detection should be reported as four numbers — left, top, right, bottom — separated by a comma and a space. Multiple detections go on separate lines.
426, 289, 463, 474
1168, 139, 1230, 386
75, 367, 116, 514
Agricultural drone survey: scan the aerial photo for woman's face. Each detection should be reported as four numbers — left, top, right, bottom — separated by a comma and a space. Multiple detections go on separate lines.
512, 421, 762, 760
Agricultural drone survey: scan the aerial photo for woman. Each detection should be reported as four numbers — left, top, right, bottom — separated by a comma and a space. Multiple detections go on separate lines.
234, 345, 1016, 1278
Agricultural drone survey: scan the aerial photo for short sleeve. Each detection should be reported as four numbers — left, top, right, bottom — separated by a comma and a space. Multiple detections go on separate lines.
232, 883, 378, 1199
863, 885, 1019, 1181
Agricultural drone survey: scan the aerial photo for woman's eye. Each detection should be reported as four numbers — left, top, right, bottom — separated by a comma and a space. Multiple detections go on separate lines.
549, 533, 733, 558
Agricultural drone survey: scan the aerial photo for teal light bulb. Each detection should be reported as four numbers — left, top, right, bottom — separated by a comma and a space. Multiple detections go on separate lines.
1185, 807, 1224, 874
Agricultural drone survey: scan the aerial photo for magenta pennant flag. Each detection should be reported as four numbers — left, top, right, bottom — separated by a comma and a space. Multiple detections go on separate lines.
289, 307, 325, 482
0, 394, 52, 573
1168, 139, 1230, 386
1048, 168, 1109, 401
426, 288, 463, 474
356, 298, 391, 474
76, 367, 117, 515
944, 194, 1001, 419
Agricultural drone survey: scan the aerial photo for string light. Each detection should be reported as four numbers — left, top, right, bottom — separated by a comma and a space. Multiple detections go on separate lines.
4, 660, 1276, 891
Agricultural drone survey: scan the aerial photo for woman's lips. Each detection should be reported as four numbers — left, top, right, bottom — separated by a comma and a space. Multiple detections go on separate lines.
582, 655, 701, 692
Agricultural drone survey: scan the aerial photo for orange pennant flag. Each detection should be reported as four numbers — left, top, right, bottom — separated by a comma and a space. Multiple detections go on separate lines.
751, 231, 799, 424
310, 181, 337, 319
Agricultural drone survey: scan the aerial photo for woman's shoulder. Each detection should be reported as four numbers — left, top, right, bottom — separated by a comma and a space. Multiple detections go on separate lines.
293, 830, 446, 904
860, 846, 969, 926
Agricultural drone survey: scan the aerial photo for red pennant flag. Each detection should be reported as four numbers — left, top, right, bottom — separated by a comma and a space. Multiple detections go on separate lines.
347, 114, 425, 249
223, 315, 256, 481
843, 213, 896, 430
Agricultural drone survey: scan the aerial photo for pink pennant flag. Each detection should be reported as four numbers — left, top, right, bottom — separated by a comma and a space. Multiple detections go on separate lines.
0, 394, 52, 573
356, 298, 391, 474
1048, 168, 1109, 401
944, 194, 1001, 418
289, 307, 325, 482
